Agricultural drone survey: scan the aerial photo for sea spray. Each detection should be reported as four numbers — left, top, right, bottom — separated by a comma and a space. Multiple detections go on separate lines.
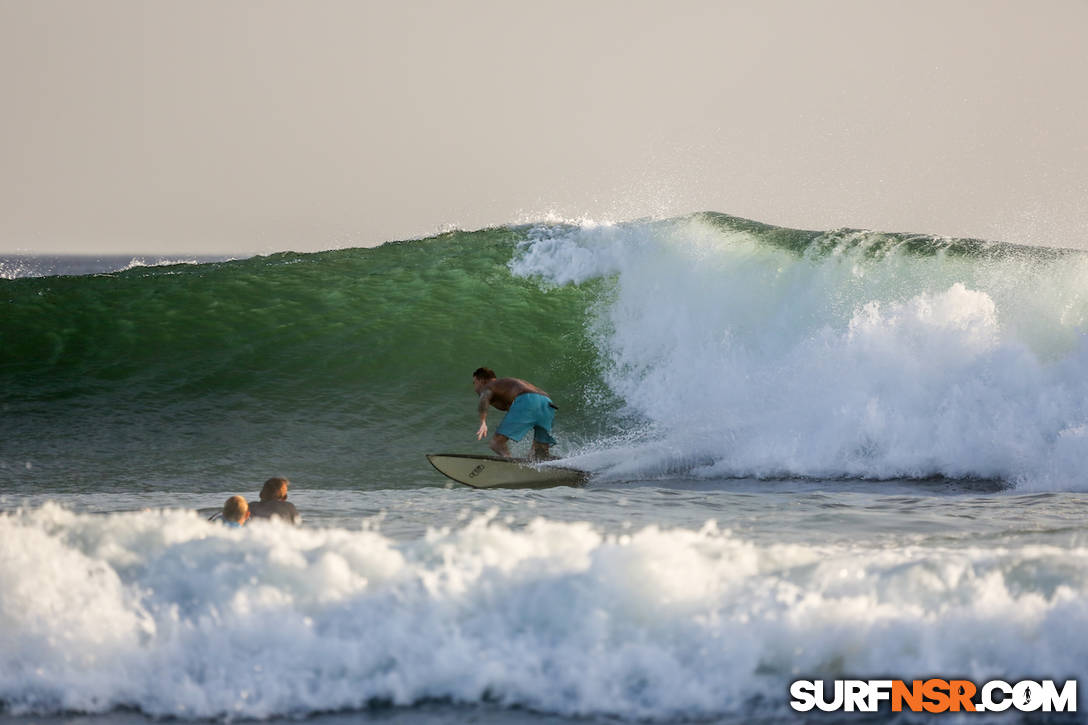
511, 215, 1088, 488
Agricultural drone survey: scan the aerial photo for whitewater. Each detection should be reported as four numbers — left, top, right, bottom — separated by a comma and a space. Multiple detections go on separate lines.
1, 213, 1086, 724
512, 215, 1088, 489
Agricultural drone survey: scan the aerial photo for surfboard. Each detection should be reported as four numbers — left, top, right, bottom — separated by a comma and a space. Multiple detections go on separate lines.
426, 453, 588, 489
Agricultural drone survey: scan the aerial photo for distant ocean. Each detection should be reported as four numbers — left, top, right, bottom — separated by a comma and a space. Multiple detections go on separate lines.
2, 213, 1085, 724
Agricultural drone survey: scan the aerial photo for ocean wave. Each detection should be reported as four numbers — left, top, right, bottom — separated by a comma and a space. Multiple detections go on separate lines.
4, 214, 1088, 491
1, 505, 1084, 720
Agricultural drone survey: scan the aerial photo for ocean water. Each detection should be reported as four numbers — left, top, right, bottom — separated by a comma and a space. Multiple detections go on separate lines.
1, 214, 1086, 724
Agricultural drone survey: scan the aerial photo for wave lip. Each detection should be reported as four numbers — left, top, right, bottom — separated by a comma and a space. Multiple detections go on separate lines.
1, 505, 1085, 720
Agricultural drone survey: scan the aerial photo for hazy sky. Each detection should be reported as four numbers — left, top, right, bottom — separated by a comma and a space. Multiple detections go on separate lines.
2, 0, 1086, 254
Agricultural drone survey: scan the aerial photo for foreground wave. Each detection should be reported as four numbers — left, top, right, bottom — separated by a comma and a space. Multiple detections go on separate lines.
1, 505, 1084, 720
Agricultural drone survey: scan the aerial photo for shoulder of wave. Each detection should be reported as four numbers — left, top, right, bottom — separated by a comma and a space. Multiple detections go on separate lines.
692, 212, 1085, 261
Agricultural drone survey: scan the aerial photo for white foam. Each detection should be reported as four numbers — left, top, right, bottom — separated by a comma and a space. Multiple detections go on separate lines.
115, 257, 205, 272
0, 255, 235, 279
0, 506, 1084, 719
511, 218, 1088, 489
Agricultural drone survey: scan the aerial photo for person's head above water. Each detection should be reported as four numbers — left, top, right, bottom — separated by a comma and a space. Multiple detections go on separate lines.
259, 477, 289, 502
222, 495, 250, 525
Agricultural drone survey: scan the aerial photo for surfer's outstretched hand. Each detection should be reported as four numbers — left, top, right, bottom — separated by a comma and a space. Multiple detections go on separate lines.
476, 422, 488, 440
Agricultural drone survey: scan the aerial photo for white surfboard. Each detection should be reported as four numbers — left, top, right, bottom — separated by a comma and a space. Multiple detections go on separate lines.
426, 453, 588, 489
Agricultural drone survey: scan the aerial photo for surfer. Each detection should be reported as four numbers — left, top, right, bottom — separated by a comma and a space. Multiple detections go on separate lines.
248, 477, 301, 525
472, 367, 558, 460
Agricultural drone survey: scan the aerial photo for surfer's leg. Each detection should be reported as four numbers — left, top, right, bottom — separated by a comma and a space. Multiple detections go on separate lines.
490, 434, 513, 457
531, 415, 558, 461
531, 441, 552, 461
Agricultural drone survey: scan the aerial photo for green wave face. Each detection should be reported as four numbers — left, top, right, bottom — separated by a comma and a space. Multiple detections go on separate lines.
1, 229, 612, 491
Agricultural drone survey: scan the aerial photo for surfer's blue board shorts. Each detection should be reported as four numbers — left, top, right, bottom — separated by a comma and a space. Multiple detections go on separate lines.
497, 393, 557, 445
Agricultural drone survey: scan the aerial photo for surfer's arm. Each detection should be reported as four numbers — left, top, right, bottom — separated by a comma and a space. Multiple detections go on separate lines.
476, 390, 492, 439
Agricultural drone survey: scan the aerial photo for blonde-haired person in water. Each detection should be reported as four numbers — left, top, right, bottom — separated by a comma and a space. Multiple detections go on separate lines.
221, 495, 250, 527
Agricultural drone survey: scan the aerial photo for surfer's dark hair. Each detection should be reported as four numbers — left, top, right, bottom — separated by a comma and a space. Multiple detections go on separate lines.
473, 367, 496, 380
260, 477, 289, 502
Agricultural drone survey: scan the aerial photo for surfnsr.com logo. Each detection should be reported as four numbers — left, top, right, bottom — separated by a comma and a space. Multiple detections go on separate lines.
790, 679, 1077, 713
